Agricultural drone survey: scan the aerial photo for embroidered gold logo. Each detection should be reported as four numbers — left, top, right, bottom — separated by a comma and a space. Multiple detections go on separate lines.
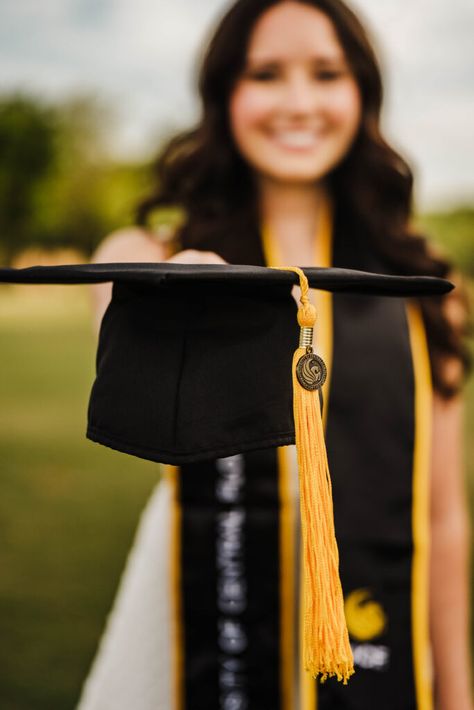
344, 588, 387, 642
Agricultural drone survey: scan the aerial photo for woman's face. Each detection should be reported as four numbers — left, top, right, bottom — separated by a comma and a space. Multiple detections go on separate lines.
229, 1, 362, 185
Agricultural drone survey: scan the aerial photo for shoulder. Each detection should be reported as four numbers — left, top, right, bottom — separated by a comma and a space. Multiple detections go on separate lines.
91, 226, 175, 264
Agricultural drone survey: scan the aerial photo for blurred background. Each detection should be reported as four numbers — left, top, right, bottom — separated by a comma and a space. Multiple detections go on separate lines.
0, 0, 472, 707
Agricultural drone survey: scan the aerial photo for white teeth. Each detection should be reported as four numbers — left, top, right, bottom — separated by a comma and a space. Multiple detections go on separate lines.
272, 131, 318, 148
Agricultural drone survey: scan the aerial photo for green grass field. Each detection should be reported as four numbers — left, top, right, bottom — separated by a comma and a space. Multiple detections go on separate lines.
0, 284, 473, 709
0, 286, 161, 709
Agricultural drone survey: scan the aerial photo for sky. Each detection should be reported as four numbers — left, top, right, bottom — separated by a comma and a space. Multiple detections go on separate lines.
0, 0, 473, 209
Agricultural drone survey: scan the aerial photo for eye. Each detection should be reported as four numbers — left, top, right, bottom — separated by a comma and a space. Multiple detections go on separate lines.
315, 70, 345, 81
248, 70, 278, 81
245, 66, 280, 82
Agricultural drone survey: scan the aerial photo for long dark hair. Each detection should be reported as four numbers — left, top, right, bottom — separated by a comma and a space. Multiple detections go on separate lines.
136, 0, 471, 398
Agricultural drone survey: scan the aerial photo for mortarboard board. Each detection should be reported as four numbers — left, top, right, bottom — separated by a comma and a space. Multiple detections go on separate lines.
0, 262, 453, 683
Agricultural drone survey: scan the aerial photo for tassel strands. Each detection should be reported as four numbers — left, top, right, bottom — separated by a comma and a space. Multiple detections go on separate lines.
271, 266, 354, 683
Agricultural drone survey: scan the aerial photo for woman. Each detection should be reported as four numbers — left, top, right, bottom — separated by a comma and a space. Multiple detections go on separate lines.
80, 1, 472, 708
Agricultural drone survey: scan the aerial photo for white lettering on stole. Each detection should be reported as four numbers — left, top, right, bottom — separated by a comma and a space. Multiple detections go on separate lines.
216, 455, 248, 710
351, 643, 390, 670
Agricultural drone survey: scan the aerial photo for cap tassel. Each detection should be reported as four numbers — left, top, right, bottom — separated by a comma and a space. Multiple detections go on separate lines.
272, 266, 354, 684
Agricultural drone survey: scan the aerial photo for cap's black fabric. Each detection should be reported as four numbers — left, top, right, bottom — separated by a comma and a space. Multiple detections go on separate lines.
87, 280, 298, 463
0, 263, 453, 464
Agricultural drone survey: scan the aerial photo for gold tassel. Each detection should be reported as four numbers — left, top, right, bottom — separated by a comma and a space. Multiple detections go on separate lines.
272, 266, 354, 683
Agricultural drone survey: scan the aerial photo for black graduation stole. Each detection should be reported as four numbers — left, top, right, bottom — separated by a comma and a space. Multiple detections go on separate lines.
168, 213, 433, 710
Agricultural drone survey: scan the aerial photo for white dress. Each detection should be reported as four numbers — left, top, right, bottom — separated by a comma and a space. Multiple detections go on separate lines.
77, 479, 173, 710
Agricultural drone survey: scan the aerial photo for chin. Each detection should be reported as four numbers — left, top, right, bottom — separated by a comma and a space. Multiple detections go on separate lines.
260, 164, 332, 184
255, 152, 340, 184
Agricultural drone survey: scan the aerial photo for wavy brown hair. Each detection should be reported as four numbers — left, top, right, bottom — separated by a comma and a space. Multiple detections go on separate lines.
136, 0, 471, 398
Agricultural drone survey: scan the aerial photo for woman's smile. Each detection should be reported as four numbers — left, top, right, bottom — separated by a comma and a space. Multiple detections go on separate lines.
267, 128, 324, 151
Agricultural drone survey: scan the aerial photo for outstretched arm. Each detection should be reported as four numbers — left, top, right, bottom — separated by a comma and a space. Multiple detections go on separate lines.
430, 390, 472, 709
88, 228, 226, 335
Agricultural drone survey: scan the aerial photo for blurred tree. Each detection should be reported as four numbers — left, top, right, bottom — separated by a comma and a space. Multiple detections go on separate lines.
418, 207, 474, 277
0, 95, 56, 263
0, 93, 152, 264
33, 95, 121, 255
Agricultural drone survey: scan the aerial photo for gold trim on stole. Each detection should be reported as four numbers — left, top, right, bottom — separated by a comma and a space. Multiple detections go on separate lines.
278, 446, 297, 710
406, 302, 434, 709
261, 221, 298, 708
166, 465, 184, 710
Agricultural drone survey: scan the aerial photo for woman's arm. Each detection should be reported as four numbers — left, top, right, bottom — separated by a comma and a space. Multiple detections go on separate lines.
430, 390, 473, 709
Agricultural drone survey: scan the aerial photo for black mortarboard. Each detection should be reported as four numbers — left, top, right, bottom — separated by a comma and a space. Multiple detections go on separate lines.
0, 262, 451, 464
0, 261, 453, 682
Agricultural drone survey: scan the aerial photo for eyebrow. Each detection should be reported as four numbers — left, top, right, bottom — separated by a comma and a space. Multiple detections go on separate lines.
245, 54, 347, 68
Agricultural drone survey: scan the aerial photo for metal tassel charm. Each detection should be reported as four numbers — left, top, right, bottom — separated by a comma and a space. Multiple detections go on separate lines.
296, 328, 327, 392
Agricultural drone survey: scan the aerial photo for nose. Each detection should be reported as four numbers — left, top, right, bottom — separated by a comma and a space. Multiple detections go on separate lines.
282, 71, 319, 117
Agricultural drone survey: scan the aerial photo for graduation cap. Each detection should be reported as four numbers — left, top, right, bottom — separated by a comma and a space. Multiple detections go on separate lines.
0, 261, 453, 683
